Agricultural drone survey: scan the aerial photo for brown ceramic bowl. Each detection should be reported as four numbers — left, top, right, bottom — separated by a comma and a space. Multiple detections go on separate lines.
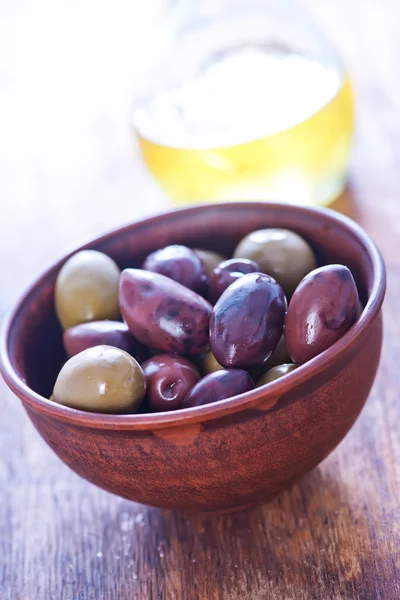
0, 203, 386, 513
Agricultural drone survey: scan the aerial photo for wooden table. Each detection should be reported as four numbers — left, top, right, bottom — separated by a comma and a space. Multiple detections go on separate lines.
1, 1, 399, 598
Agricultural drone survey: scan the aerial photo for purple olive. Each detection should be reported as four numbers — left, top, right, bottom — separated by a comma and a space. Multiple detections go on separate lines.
285, 264, 359, 364
183, 369, 254, 408
210, 273, 286, 369
63, 320, 148, 363
142, 354, 200, 412
209, 258, 260, 302
142, 245, 208, 295
119, 269, 212, 355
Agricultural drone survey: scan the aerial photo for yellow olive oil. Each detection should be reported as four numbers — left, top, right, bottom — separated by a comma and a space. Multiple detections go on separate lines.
133, 46, 353, 206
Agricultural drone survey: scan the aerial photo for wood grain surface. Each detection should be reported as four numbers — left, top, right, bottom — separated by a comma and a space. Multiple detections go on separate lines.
0, 1, 399, 598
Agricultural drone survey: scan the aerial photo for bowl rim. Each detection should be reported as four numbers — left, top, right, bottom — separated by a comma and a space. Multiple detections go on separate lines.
0, 202, 386, 430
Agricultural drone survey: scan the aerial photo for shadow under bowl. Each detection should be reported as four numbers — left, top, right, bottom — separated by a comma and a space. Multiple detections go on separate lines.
0, 202, 386, 513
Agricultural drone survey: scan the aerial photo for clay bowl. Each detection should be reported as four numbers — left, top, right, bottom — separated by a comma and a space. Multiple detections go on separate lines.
0, 203, 386, 514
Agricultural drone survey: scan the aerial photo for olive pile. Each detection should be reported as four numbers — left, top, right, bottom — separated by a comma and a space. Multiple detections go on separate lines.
51, 229, 360, 414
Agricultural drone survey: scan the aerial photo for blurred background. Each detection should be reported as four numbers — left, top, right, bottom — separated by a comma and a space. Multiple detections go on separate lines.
0, 0, 397, 311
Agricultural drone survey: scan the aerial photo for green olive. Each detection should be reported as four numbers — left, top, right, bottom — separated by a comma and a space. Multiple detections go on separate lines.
234, 229, 316, 297
265, 335, 290, 369
194, 249, 227, 278
249, 336, 290, 382
55, 250, 120, 329
53, 345, 146, 413
257, 363, 298, 387
200, 351, 223, 375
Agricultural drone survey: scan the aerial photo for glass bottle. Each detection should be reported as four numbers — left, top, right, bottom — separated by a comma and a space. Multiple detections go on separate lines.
131, 0, 354, 206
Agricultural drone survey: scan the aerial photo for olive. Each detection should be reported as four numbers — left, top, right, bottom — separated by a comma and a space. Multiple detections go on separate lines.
119, 269, 212, 355
250, 334, 291, 381
209, 258, 260, 302
55, 250, 120, 329
265, 334, 290, 368
199, 351, 223, 375
234, 229, 316, 297
210, 272, 286, 369
183, 369, 254, 408
285, 264, 359, 364
143, 245, 208, 295
63, 320, 148, 363
194, 249, 227, 278
52, 345, 146, 413
142, 354, 200, 412
257, 363, 298, 387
